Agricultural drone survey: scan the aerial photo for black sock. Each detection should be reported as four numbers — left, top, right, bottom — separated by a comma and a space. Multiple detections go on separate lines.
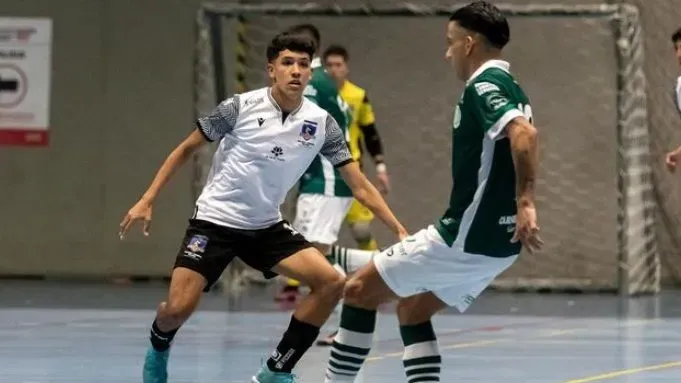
149, 320, 179, 351
266, 315, 320, 373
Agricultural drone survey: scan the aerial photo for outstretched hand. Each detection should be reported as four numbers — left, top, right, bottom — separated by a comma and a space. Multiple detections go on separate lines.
119, 200, 153, 239
512, 202, 543, 254
666, 149, 681, 173
376, 170, 390, 195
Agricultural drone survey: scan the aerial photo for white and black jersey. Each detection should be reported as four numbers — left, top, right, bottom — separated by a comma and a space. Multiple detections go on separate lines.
194, 87, 353, 230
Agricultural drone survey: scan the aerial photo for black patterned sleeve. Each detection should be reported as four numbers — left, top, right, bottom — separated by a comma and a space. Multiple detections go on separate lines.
320, 114, 353, 167
196, 95, 240, 141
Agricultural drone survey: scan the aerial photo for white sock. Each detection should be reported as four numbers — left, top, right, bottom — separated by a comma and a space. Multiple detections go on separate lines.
401, 321, 441, 383
324, 305, 376, 382
330, 245, 376, 274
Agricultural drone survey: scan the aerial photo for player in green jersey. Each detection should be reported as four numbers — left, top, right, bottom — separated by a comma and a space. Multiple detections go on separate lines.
275, 24, 373, 303
323, 2, 543, 381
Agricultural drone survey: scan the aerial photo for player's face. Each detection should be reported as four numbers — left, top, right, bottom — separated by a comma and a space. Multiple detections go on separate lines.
675, 40, 681, 66
267, 49, 312, 98
324, 55, 349, 84
445, 21, 475, 81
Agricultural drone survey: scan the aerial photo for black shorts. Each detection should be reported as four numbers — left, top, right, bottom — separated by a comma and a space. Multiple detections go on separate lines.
173, 218, 312, 291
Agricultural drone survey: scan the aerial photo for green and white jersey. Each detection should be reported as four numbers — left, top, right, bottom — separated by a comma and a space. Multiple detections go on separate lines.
298, 57, 354, 197
435, 60, 533, 258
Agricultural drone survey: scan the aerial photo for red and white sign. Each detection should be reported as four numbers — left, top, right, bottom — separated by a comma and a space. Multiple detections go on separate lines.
0, 17, 52, 147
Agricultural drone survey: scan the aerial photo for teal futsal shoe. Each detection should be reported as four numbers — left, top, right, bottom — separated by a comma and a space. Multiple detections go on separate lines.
251, 363, 298, 383
142, 346, 169, 383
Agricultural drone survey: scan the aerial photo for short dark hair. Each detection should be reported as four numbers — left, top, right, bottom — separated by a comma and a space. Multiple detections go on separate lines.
266, 32, 315, 62
449, 1, 510, 49
672, 27, 681, 44
323, 44, 349, 62
286, 24, 321, 52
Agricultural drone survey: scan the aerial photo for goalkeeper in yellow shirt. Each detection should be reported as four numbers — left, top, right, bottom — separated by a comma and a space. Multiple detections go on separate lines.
324, 44, 390, 251
308, 44, 391, 346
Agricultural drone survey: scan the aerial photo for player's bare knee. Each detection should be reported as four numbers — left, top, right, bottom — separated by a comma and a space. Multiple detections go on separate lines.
308, 267, 345, 298
311, 242, 331, 255
343, 277, 378, 308
326, 273, 346, 302
327, 270, 346, 293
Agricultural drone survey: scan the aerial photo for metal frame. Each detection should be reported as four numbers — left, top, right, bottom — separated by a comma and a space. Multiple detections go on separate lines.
193, 2, 657, 295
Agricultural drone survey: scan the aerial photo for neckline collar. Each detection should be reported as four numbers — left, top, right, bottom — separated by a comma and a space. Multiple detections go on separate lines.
466, 59, 511, 86
267, 87, 304, 115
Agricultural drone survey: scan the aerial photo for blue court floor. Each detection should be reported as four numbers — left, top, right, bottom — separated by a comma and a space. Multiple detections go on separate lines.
2, 280, 681, 382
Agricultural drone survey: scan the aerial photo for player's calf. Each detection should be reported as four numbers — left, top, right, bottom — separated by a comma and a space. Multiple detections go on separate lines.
400, 321, 441, 383
297, 265, 346, 323
150, 267, 206, 351
396, 292, 446, 325
144, 267, 206, 383
315, 245, 375, 348
261, 248, 345, 377
324, 262, 397, 382
324, 304, 376, 382
153, 299, 194, 337
397, 293, 447, 383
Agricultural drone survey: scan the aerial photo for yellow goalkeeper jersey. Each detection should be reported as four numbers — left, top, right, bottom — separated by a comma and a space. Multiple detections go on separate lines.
339, 80, 376, 161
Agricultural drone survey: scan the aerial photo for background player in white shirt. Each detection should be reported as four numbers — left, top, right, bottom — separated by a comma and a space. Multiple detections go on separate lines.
664, 27, 681, 171
118, 32, 407, 383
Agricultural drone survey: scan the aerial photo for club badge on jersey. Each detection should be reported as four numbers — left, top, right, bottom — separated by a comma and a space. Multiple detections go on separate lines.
298, 120, 318, 147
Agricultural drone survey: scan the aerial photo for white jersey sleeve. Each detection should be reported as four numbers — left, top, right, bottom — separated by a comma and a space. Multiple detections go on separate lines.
320, 114, 353, 167
197, 95, 240, 142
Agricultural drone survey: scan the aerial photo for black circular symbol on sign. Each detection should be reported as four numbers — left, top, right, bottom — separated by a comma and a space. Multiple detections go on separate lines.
0, 63, 29, 108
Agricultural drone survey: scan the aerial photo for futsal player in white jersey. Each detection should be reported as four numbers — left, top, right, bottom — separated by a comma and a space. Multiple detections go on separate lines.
118, 32, 407, 383
665, 27, 681, 171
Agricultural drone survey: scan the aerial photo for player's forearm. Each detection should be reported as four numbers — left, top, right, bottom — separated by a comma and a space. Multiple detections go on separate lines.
359, 123, 384, 163
140, 145, 194, 204
353, 178, 403, 234
508, 119, 539, 204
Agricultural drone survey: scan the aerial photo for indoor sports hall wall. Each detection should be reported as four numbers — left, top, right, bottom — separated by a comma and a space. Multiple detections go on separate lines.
2, 0, 681, 286
0, 0, 204, 278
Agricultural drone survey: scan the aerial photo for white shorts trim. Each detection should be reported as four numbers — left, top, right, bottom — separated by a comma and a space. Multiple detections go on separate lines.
292, 193, 353, 245
373, 225, 518, 312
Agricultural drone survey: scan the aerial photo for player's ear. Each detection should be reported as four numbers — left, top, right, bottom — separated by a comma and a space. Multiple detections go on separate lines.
267, 62, 275, 82
464, 35, 474, 56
